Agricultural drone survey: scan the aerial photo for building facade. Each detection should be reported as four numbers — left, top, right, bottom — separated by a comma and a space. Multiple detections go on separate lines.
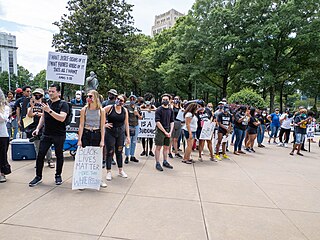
151, 9, 184, 36
0, 32, 18, 75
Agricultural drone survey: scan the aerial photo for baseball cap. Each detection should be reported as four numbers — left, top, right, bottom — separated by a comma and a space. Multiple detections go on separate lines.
32, 88, 44, 95
15, 88, 23, 93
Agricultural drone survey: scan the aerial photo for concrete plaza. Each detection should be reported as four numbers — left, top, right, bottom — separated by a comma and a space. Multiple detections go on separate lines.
1, 137, 320, 240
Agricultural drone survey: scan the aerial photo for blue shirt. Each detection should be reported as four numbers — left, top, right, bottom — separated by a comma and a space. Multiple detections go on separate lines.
270, 113, 281, 127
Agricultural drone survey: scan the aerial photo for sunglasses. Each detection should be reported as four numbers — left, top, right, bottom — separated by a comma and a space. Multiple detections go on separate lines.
87, 95, 93, 98
117, 98, 124, 103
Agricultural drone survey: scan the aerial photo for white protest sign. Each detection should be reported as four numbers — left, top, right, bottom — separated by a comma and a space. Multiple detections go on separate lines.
176, 109, 185, 122
306, 124, 315, 140
138, 111, 156, 138
200, 120, 215, 140
72, 146, 102, 190
46, 52, 87, 85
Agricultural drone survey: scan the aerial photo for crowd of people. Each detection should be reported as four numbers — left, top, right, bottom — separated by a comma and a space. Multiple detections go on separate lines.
0, 85, 318, 187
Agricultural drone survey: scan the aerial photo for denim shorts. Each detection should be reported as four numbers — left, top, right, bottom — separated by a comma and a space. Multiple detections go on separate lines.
295, 133, 305, 144
184, 130, 196, 139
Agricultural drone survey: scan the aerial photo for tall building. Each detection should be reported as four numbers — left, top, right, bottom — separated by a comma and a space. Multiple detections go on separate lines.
0, 32, 18, 75
151, 9, 184, 36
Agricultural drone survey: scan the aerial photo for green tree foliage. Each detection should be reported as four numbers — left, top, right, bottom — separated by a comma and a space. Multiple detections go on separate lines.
52, 0, 137, 94
228, 88, 266, 108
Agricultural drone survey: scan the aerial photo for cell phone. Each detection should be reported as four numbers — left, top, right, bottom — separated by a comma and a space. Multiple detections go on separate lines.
42, 98, 47, 104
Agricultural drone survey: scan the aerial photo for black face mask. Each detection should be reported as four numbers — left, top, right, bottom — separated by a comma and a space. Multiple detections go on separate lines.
109, 95, 115, 100
162, 100, 169, 106
35, 95, 42, 100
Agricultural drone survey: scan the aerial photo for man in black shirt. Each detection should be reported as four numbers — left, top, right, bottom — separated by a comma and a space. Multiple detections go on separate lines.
29, 84, 69, 187
15, 85, 32, 138
154, 94, 174, 171
216, 105, 232, 160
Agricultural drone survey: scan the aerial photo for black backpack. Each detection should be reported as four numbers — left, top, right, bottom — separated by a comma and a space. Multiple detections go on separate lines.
58, 100, 73, 126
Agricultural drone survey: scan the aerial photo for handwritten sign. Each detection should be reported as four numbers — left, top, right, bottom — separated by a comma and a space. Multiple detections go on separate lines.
46, 52, 88, 85
72, 146, 102, 190
200, 120, 215, 140
138, 111, 156, 138
306, 124, 315, 140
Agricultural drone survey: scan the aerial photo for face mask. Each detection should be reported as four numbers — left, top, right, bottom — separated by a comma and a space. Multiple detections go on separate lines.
115, 99, 124, 106
208, 107, 213, 111
109, 95, 115, 100
224, 108, 229, 113
76, 94, 81, 100
34, 95, 42, 100
45, 93, 49, 99
130, 101, 135, 105
174, 100, 180, 104
301, 113, 306, 118
262, 113, 266, 117
162, 100, 169, 106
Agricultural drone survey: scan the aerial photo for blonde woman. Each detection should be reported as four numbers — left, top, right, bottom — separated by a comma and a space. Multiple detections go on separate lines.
77, 90, 107, 188
0, 88, 11, 182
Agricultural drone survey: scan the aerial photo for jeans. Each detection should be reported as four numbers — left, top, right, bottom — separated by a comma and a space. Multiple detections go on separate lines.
82, 129, 101, 147
270, 125, 280, 138
105, 127, 125, 170
6, 118, 18, 139
234, 127, 246, 152
257, 124, 266, 144
125, 125, 139, 157
36, 135, 66, 178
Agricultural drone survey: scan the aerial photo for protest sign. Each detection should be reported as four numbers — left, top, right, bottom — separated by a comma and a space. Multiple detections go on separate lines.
306, 124, 315, 140
200, 120, 215, 140
46, 52, 87, 85
176, 109, 185, 122
138, 111, 156, 138
72, 146, 102, 190
66, 105, 82, 132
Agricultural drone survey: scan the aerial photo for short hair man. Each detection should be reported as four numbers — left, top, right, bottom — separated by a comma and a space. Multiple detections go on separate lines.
29, 84, 69, 187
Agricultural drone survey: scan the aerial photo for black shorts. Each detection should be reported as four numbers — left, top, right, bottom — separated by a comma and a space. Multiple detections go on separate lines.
247, 127, 257, 135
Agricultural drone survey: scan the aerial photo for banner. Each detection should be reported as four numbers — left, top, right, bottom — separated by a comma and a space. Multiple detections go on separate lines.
138, 111, 156, 138
306, 124, 315, 140
66, 105, 82, 132
200, 120, 215, 140
72, 147, 102, 190
46, 52, 87, 85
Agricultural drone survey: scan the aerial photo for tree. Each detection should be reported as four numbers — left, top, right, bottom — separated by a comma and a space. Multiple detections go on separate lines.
228, 88, 266, 108
52, 0, 137, 94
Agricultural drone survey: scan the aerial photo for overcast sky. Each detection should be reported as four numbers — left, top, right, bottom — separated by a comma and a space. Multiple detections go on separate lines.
0, 0, 195, 75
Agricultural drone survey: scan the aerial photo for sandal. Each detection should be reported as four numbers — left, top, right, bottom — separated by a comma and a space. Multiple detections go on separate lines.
182, 160, 193, 164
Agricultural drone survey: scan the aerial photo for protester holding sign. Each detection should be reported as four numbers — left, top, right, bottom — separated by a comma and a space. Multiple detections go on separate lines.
29, 84, 69, 187
215, 105, 232, 160
154, 94, 174, 171
244, 107, 260, 153
181, 103, 198, 164
104, 94, 130, 181
77, 90, 107, 188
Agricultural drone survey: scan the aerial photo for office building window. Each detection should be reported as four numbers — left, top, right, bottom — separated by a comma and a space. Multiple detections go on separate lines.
8, 51, 14, 74
8, 40, 13, 45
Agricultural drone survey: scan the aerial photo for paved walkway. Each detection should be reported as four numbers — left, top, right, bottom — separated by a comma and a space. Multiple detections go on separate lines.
1, 137, 320, 240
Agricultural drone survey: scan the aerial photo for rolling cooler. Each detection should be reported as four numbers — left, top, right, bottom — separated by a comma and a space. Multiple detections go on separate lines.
11, 139, 37, 161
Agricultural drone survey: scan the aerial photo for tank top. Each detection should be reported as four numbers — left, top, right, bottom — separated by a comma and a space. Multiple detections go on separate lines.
107, 106, 126, 128
85, 108, 101, 129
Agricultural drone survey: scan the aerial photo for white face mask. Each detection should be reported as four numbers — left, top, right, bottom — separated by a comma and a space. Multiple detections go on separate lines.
76, 94, 81, 100
262, 113, 266, 117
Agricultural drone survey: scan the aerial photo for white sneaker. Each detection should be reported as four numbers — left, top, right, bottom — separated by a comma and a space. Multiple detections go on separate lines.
118, 170, 128, 178
284, 143, 288, 148
106, 172, 112, 181
0, 175, 6, 183
100, 180, 107, 188
277, 142, 283, 147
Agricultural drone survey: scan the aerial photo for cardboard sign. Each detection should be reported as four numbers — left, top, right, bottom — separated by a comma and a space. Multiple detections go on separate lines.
46, 52, 87, 85
66, 105, 82, 132
72, 147, 102, 190
306, 124, 315, 140
176, 109, 185, 122
138, 111, 156, 138
200, 120, 215, 140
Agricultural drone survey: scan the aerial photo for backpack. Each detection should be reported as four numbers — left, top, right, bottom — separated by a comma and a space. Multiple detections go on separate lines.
58, 100, 73, 126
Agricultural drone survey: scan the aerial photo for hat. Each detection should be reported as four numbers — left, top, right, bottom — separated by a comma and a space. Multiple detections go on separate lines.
15, 88, 23, 93
108, 89, 118, 96
275, 108, 280, 111
129, 94, 137, 100
218, 101, 225, 105
32, 88, 44, 95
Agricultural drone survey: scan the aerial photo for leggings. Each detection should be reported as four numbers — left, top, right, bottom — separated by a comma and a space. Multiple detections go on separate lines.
142, 138, 153, 151
279, 128, 291, 143
0, 137, 9, 174
105, 128, 125, 170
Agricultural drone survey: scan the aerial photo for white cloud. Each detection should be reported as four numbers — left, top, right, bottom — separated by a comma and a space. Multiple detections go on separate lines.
0, 0, 196, 75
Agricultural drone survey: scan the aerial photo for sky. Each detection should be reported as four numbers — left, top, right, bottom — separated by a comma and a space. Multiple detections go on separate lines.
0, 0, 195, 76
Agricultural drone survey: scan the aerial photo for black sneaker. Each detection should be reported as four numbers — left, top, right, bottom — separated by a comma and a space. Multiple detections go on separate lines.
245, 148, 251, 152
168, 153, 173, 159
55, 175, 62, 185
149, 151, 155, 157
175, 153, 183, 159
250, 148, 256, 153
140, 151, 146, 156
111, 159, 116, 165
130, 156, 139, 163
125, 156, 129, 164
29, 176, 42, 187
156, 163, 163, 171
102, 160, 106, 168
163, 161, 173, 169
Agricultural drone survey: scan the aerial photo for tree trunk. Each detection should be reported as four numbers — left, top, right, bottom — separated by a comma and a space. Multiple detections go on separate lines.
262, 87, 267, 100
222, 75, 228, 98
188, 81, 193, 100
269, 86, 275, 112
279, 87, 283, 113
